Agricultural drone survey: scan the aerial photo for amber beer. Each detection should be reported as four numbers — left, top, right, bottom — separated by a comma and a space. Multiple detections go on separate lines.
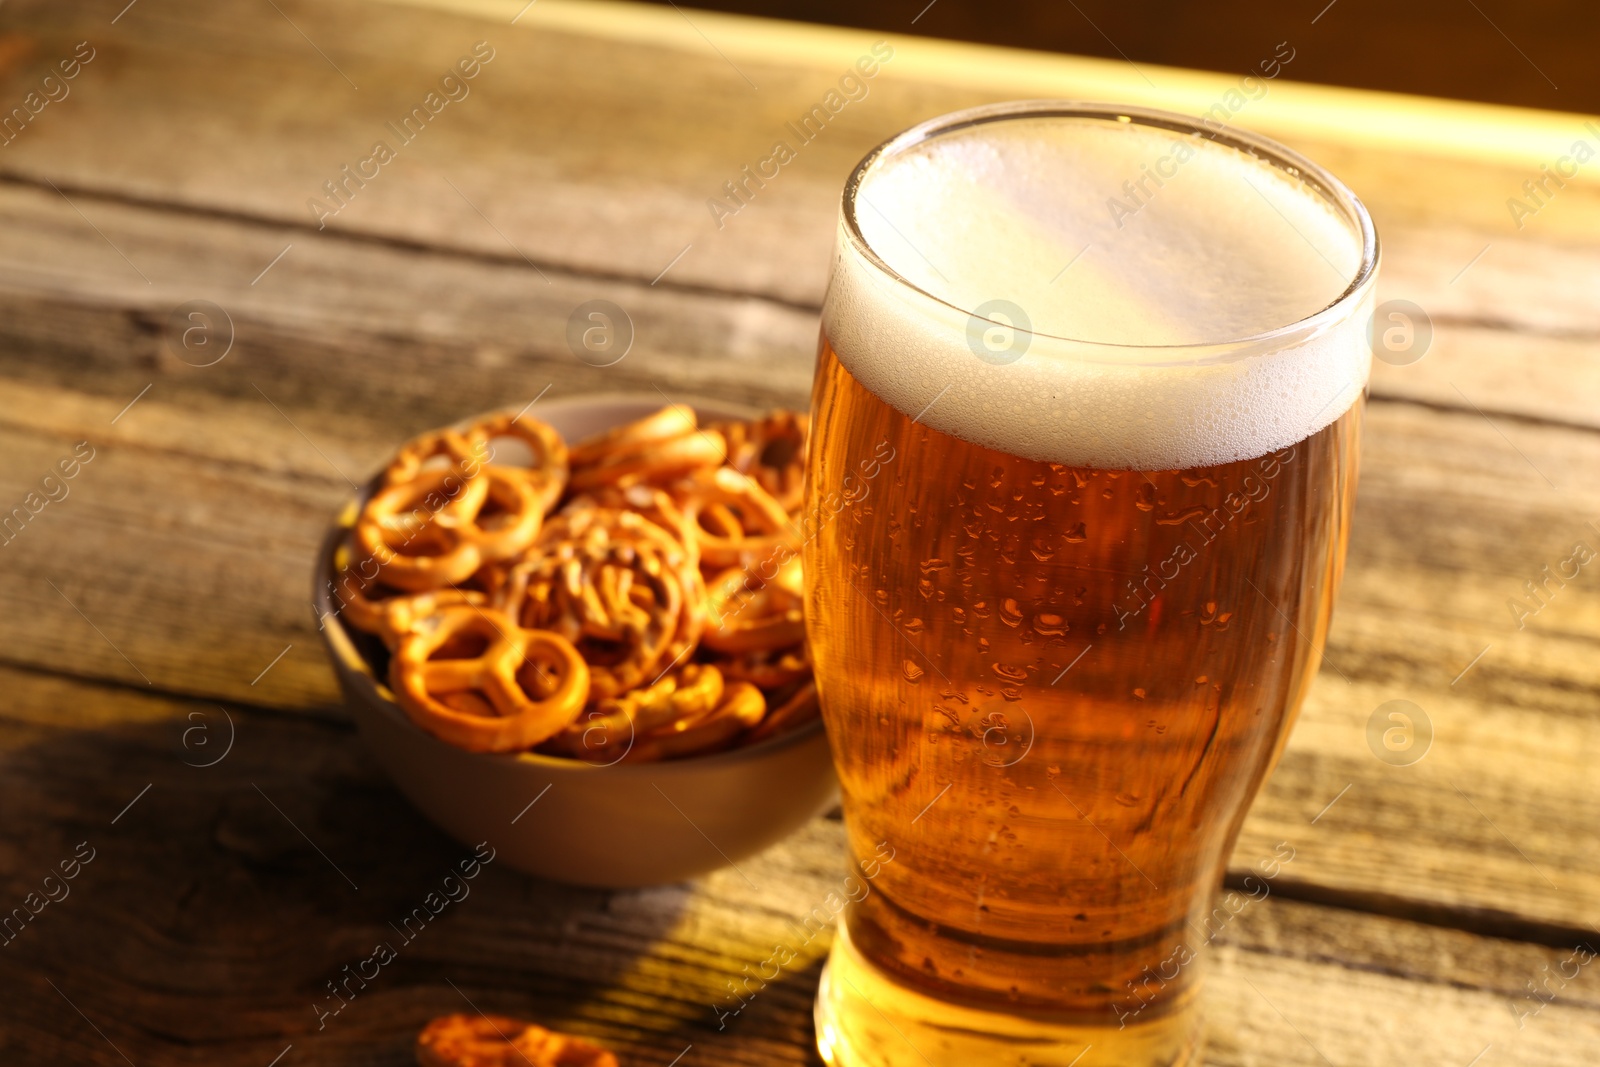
804, 104, 1377, 1067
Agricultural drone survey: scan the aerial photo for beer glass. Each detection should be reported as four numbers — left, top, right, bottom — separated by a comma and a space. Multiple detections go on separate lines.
804, 102, 1377, 1066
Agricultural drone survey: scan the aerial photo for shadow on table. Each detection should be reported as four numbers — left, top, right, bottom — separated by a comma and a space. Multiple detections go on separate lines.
0, 702, 697, 1065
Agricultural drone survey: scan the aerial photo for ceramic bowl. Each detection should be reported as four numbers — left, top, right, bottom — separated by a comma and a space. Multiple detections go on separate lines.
312, 394, 837, 888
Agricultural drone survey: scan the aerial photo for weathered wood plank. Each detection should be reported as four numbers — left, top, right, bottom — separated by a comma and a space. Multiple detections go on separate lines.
1238, 399, 1600, 936
2, 364, 1597, 936
0, 665, 1595, 1066
0, 180, 1591, 457
6, 362, 1600, 716
0, 180, 818, 420
0, 0, 1597, 333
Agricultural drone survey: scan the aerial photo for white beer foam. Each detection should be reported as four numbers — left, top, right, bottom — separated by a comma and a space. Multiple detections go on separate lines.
824, 114, 1373, 469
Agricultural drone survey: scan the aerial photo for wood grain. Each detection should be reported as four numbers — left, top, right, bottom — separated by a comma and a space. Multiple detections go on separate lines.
0, 26, 1594, 935
1, 0, 1598, 1062
1, 368, 1596, 938
0, 664, 1596, 1067
0, 181, 1588, 439
0, 0, 1598, 325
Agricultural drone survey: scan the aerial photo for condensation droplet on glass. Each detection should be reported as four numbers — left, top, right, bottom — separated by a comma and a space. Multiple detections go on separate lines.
1034, 613, 1068, 637
903, 659, 925, 683
1133, 687, 1147, 700
999, 599, 1023, 627
1159, 505, 1210, 526
992, 662, 1028, 683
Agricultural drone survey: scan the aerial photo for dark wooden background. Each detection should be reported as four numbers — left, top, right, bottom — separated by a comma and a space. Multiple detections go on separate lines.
647, 0, 1595, 113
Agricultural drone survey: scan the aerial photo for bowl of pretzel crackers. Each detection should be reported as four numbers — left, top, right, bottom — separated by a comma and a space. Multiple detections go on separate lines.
313, 394, 836, 888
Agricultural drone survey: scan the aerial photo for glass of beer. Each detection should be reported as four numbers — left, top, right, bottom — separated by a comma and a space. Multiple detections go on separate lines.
805, 102, 1377, 1066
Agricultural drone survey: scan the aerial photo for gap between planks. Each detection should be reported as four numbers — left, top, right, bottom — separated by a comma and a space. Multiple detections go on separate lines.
0, 172, 825, 318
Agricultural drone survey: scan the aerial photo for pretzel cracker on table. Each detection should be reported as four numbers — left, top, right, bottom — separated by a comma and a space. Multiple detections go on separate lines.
416, 1013, 619, 1067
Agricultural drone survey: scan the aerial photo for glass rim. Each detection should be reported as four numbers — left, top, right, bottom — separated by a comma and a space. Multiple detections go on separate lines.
839, 100, 1382, 362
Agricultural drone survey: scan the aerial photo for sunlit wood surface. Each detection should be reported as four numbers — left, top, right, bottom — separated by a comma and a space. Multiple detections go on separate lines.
0, 0, 1596, 1063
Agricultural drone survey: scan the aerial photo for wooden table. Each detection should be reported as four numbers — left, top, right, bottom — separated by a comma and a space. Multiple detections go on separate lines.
0, 0, 1596, 1063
